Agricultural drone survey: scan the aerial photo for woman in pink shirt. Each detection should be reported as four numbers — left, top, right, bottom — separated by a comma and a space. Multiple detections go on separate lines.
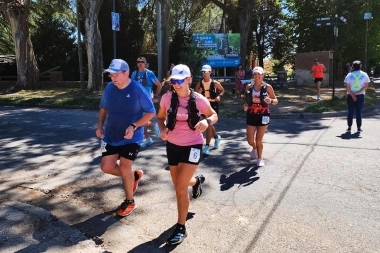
157, 64, 218, 245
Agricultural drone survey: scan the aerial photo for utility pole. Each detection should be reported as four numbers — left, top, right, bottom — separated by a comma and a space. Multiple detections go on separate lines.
364, 12, 372, 73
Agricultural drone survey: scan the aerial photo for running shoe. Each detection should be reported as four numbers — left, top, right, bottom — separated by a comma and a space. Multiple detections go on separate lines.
133, 170, 143, 194
153, 122, 161, 137
166, 226, 187, 245
192, 174, 205, 199
202, 145, 210, 155
140, 138, 153, 148
116, 199, 136, 217
257, 158, 265, 167
250, 148, 258, 159
214, 135, 222, 149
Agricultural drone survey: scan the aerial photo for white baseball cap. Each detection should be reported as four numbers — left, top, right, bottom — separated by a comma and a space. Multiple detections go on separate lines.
169, 64, 191, 80
252, 66, 264, 74
201, 65, 212, 72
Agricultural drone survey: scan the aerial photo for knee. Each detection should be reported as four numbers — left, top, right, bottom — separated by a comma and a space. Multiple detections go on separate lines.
100, 165, 113, 174
247, 139, 256, 147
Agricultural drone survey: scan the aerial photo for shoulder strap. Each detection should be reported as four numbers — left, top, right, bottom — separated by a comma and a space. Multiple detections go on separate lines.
166, 91, 179, 131
187, 90, 200, 130
245, 85, 253, 106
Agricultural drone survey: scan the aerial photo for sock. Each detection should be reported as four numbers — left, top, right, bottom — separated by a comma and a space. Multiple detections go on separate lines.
176, 223, 186, 231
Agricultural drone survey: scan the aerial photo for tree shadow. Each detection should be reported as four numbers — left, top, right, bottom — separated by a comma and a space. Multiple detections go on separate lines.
219, 165, 260, 191
71, 210, 122, 245
128, 212, 195, 253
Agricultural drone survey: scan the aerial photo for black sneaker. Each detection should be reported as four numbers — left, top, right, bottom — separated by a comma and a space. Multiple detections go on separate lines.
166, 226, 187, 245
192, 174, 205, 199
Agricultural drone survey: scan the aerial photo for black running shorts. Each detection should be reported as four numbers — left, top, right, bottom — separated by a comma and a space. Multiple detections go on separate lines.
166, 141, 202, 166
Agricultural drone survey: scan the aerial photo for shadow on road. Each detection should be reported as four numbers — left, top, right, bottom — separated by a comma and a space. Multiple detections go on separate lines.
219, 165, 260, 191
128, 212, 195, 253
337, 131, 362, 140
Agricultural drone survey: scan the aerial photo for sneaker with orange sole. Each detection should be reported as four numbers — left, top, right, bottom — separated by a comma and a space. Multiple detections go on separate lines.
133, 170, 143, 193
116, 199, 136, 217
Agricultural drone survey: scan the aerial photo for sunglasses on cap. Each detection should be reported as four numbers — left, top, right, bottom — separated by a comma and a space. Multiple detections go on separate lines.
170, 79, 186, 85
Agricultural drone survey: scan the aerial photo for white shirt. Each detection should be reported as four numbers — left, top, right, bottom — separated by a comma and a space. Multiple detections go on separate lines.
344, 70, 370, 95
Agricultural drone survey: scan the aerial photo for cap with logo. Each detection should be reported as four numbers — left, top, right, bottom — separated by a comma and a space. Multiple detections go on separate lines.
201, 65, 212, 72
169, 64, 191, 80
104, 59, 129, 73
252, 66, 264, 75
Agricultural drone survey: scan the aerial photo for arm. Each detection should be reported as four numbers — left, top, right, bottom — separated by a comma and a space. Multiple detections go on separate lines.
153, 80, 162, 97
96, 108, 108, 138
194, 104, 218, 133
214, 81, 225, 102
264, 85, 278, 105
194, 81, 202, 93
310, 66, 314, 74
157, 101, 168, 140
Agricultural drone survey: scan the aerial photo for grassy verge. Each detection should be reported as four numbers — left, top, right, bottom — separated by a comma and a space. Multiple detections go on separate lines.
304, 87, 377, 113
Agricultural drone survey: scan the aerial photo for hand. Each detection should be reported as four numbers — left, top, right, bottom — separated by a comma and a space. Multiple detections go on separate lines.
215, 96, 221, 102
194, 119, 209, 133
160, 127, 168, 140
263, 96, 272, 104
198, 88, 203, 93
243, 104, 248, 111
124, 126, 134, 139
96, 128, 104, 138
152, 97, 159, 103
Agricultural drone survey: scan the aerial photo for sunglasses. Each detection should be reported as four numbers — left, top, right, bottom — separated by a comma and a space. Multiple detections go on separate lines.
137, 61, 145, 63
201, 71, 209, 74
170, 79, 186, 85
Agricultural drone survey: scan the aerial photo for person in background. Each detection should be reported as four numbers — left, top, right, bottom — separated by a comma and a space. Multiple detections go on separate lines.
96, 59, 155, 216
234, 64, 245, 98
157, 64, 218, 245
195, 64, 224, 155
344, 60, 370, 132
131, 56, 162, 148
310, 58, 326, 100
243, 66, 278, 167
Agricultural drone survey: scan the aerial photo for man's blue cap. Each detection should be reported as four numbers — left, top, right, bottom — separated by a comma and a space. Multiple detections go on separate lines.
104, 59, 129, 73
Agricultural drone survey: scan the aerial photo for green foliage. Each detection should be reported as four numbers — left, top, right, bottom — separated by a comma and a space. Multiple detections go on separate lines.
31, 8, 78, 80
0, 15, 13, 54
169, 29, 207, 82
98, 0, 145, 69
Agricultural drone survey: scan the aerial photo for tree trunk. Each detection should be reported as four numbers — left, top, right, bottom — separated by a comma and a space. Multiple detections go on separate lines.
81, 0, 104, 91
238, 0, 255, 68
2, 0, 39, 91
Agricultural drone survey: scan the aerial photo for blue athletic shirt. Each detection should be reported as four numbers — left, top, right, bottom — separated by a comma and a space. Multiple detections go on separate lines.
99, 80, 156, 146
130, 69, 159, 95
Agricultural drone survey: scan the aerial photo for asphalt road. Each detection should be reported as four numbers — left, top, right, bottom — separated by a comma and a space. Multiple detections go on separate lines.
0, 105, 380, 253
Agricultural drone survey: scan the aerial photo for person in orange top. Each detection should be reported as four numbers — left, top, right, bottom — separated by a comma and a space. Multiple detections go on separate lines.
310, 58, 326, 100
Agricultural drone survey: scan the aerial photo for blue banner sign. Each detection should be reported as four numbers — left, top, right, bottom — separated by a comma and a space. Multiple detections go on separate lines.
193, 33, 240, 67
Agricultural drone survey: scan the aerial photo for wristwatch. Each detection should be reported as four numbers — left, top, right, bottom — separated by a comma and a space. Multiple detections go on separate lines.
206, 118, 212, 125
131, 123, 137, 130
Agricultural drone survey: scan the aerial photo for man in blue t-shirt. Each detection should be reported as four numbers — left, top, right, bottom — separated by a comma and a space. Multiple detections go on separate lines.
131, 56, 162, 148
96, 59, 156, 217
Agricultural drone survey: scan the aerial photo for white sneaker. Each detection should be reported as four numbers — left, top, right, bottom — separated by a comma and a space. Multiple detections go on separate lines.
250, 148, 258, 159
140, 138, 153, 148
257, 158, 265, 167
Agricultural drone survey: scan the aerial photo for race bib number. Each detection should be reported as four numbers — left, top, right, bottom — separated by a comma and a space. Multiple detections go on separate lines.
262, 116, 270, 124
100, 140, 107, 153
188, 148, 201, 163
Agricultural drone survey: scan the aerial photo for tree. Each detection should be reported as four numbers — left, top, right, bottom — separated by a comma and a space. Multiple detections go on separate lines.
0, 0, 39, 90
206, 0, 256, 67
79, 0, 104, 91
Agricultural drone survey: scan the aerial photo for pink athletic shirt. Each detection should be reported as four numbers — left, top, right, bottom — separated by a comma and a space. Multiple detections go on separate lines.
160, 91, 210, 146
